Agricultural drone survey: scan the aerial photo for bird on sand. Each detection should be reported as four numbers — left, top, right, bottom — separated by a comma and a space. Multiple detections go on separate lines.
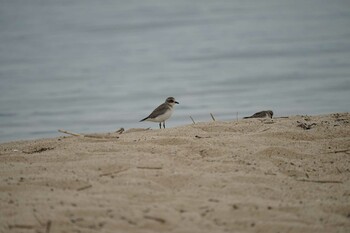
243, 110, 273, 119
140, 97, 179, 129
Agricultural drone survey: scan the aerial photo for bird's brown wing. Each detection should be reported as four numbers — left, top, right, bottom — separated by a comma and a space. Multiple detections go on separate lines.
140, 103, 169, 121
243, 111, 266, 119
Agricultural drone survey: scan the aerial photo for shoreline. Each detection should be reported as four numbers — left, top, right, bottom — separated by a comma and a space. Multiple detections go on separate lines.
0, 112, 346, 145
1, 113, 349, 232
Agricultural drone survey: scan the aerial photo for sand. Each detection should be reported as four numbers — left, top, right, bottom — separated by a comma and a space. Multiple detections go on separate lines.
0, 113, 349, 233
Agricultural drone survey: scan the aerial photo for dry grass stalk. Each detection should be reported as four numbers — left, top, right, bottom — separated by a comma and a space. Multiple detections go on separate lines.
210, 113, 216, 121
190, 116, 196, 124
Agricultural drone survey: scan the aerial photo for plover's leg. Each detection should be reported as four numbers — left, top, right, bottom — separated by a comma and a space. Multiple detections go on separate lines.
159, 122, 162, 129
163, 122, 166, 128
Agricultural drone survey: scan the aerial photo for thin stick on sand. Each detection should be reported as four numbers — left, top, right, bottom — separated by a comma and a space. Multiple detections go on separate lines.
115, 128, 125, 134
190, 116, 196, 124
296, 178, 343, 184
33, 212, 43, 226
144, 215, 166, 224
99, 168, 129, 177
58, 129, 82, 137
77, 184, 92, 191
331, 149, 350, 154
210, 113, 216, 121
58, 129, 119, 139
137, 166, 163, 170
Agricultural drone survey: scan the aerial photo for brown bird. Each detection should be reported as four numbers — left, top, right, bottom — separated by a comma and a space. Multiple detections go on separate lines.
243, 110, 273, 119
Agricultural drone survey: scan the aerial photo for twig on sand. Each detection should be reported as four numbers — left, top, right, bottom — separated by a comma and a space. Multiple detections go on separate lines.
190, 116, 196, 124
296, 178, 343, 184
137, 166, 163, 170
115, 128, 125, 134
33, 211, 43, 226
210, 113, 216, 121
99, 168, 129, 177
144, 215, 166, 224
84, 134, 119, 139
77, 184, 92, 191
336, 167, 342, 174
58, 129, 82, 137
331, 149, 350, 154
58, 129, 119, 139
32, 212, 51, 233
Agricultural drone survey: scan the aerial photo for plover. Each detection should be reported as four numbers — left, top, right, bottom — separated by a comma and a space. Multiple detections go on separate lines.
243, 110, 273, 119
140, 97, 179, 129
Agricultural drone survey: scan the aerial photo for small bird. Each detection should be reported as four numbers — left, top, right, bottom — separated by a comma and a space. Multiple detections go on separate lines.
140, 97, 179, 129
243, 110, 273, 119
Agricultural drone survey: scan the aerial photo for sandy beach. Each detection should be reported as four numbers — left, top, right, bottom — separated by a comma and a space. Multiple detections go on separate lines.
0, 113, 349, 233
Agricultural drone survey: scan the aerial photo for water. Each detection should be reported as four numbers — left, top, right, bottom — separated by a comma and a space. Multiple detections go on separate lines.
1, 0, 350, 143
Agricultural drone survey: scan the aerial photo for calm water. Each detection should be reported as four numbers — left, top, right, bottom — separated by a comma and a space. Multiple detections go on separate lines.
1, 0, 350, 143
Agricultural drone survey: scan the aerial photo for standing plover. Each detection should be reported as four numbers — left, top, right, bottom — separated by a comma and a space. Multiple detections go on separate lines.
140, 97, 179, 129
243, 110, 273, 119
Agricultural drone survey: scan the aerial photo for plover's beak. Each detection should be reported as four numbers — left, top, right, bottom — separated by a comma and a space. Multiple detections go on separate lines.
175, 101, 179, 104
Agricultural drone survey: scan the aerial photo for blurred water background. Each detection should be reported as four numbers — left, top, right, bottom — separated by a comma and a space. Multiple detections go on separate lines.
1, 0, 350, 142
